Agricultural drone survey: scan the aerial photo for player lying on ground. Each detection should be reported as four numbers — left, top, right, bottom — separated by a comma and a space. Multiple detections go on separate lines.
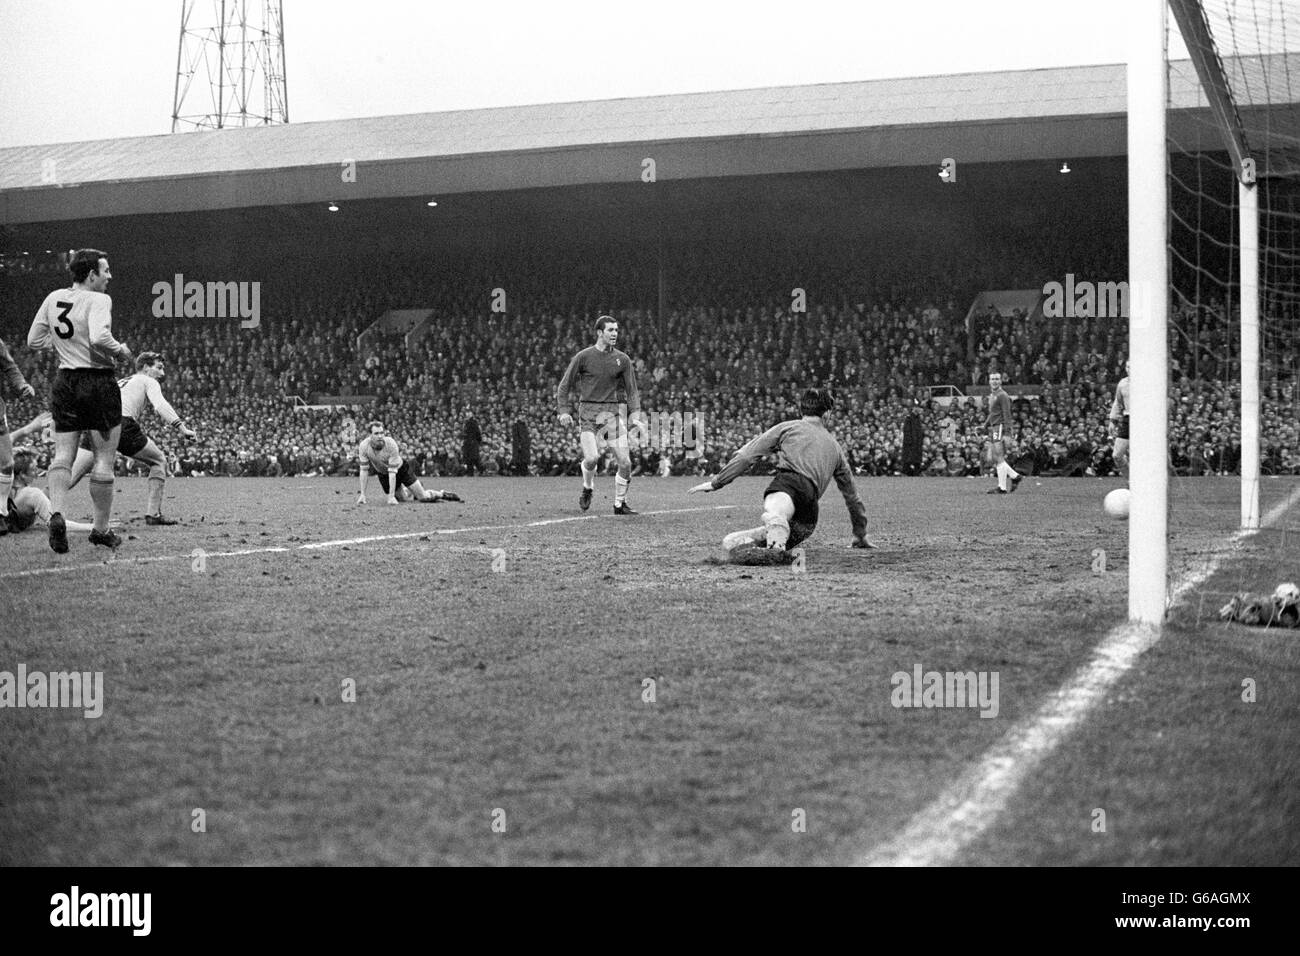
556, 315, 643, 515
688, 387, 872, 553
0, 334, 38, 513
66, 352, 196, 525
2, 419, 97, 537
357, 421, 462, 505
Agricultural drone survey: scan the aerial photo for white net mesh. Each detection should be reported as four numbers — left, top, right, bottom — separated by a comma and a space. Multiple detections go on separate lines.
1166, 0, 1300, 626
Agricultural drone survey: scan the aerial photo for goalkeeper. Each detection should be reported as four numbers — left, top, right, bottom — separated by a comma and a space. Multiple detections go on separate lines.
688, 387, 872, 553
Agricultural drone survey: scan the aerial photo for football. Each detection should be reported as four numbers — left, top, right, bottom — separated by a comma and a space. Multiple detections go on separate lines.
1273, 582, 1300, 609
1103, 488, 1131, 519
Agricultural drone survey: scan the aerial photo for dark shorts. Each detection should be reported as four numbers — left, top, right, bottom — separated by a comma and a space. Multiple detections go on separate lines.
51, 368, 121, 434
764, 470, 819, 546
1116, 415, 1130, 440
987, 424, 1005, 444
6, 496, 36, 533
579, 402, 627, 439
80, 415, 148, 458
377, 461, 417, 493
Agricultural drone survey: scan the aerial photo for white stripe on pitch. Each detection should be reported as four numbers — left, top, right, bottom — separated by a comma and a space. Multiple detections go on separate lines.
0, 546, 292, 580
298, 505, 734, 549
0, 506, 736, 578
857, 483, 1300, 867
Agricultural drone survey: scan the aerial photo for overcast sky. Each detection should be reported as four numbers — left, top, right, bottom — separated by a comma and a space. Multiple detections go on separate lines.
0, 0, 1190, 149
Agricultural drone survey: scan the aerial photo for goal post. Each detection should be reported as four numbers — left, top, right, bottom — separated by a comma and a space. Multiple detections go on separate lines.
1128, 0, 1171, 625
1240, 176, 1260, 530
1129, 0, 1278, 624
1167, 0, 1262, 534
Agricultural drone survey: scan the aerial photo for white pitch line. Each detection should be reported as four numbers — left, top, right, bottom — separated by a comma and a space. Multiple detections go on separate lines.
298, 505, 735, 549
0, 505, 736, 578
0, 546, 292, 580
857, 482, 1300, 867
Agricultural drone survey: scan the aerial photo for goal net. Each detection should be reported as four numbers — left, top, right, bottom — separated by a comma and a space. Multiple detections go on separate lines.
1156, 0, 1300, 625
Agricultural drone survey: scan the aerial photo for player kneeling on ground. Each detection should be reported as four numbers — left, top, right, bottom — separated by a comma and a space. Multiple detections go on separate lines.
357, 421, 462, 505
688, 387, 873, 555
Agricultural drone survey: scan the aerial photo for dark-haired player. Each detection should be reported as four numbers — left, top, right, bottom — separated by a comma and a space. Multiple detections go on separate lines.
66, 352, 196, 524
26, 248, 132, 552
0, 334, 37, 514
985, 371, 1021, 494
556, 315, 642, 515
689, 387, 872, 553
357, 421, 461, 505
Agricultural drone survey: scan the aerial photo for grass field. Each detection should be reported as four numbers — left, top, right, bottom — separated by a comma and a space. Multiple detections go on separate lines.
1, 474, 1297, 866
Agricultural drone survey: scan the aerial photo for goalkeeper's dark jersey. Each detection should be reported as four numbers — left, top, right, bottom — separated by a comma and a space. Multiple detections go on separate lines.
709, 417, 869, 537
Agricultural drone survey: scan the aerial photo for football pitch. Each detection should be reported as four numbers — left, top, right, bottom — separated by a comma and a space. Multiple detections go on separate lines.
1, 475, 1297, 866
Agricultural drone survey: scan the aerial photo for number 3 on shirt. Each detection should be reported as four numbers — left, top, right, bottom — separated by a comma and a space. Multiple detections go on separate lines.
54, 301, 74, 339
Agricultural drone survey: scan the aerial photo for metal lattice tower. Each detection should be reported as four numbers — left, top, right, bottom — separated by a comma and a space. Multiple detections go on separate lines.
171, 0, 288, 132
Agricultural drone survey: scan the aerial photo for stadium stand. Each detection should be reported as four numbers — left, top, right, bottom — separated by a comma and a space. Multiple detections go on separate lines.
2, 227, 1296, 480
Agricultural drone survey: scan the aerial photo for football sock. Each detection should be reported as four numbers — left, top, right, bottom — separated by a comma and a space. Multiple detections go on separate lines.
614, 475, 629, 505
147, 476, 165, 515
0, 469, 11, 510
765, 523, 790, 550
762, 513, 791, 550
88, 475, 114, 533
47, 463, 71, 515
995, 461, 1010, 491
581, 460, 596, 490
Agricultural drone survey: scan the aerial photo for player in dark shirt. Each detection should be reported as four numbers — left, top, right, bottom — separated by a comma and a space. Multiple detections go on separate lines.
985, 372, 1022, 494
556, 316, 643, 514
690, 388, 872, 555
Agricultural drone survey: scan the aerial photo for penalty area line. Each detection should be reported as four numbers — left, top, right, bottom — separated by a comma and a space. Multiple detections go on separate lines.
855, 482, 1300, 867
0, 505, 737, 578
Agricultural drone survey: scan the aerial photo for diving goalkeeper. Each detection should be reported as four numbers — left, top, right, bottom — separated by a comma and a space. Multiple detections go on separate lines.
688, 387, 872, 553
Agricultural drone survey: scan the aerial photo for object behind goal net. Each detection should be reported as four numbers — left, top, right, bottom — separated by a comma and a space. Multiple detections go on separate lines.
1148, 0, 1300, 626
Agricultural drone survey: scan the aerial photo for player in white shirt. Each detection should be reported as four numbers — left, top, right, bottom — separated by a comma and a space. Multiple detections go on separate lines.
67, 352, 196, 524
357, 420, 462, 505
4, 446, 98, 537
0, 412, 99, 538
26, 249, 132, 552
1109, 359, 1131, 477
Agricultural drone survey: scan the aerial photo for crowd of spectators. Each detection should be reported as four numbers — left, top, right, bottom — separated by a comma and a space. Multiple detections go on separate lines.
2, 239, 1298, 480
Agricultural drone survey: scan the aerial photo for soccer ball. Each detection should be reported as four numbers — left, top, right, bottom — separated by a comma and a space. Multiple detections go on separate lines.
1273, 582, 1300, 610
1103, 488, 1131, 519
